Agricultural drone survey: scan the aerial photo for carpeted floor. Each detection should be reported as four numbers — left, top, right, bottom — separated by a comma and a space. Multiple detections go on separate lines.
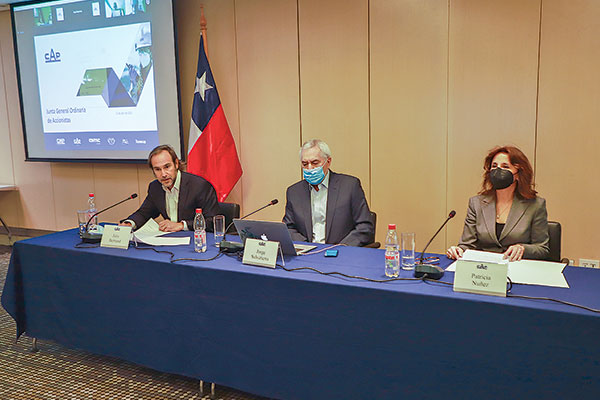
0, 245, 269, 400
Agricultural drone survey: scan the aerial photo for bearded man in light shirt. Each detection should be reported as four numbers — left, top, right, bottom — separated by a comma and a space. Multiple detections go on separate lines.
120, 144, 219, 232
283, 139, 374, 246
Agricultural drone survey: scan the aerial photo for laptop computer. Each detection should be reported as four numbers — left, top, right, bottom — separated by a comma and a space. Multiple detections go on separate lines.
233, 219, 317, 256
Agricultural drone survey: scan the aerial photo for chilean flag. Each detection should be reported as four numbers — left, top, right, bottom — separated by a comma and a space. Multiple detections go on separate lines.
187, 35, 242, 202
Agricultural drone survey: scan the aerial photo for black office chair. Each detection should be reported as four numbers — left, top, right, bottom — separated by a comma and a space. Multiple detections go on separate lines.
364, 211, 381, 248
547, 221, 568, 264
218, 202, 241, 233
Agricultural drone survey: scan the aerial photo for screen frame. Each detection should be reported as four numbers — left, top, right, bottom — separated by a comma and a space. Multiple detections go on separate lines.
10, 0, 185, 164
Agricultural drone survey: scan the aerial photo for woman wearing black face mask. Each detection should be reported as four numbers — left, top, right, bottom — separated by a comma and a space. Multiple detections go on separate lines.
446, 145, 550, 261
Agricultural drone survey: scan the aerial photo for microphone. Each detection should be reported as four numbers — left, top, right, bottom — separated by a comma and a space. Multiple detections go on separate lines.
220, 199, 279, 252
239, 199, 278, 220
81, 193, 138, 243
414, 210, 456, 280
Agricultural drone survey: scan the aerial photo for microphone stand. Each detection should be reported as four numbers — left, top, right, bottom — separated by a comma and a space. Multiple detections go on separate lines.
220, 200, 278, 252
81, 194, 138, 243
414, 211, 456, 280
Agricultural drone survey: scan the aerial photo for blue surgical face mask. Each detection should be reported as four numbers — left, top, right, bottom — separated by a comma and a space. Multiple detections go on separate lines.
303, 165, 326, 185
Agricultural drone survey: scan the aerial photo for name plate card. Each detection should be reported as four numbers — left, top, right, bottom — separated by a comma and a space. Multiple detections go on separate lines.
100, 225, 132, 250
242, 238, 280, 269
453, 259, 508, 297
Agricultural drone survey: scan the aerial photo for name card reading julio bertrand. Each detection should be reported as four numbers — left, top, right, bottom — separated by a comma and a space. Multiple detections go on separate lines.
453, 259, 508, 297
100, 225, 132, 250
242, 238, 280, 269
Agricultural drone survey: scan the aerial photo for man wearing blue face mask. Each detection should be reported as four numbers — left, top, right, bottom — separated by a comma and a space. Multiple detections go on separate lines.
282, 139, 375, 246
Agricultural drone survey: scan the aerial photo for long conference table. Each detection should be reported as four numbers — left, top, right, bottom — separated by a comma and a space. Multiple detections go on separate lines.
2, 229, 600, 399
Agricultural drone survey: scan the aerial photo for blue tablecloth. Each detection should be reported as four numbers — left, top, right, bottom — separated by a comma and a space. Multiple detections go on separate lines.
2, 229, 600, 399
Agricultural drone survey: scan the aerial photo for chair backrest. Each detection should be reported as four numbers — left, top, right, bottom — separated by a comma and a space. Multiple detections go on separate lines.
364, 211, 381, 248
218, 202, 241, 233
370, 211, 377, 232
547, 221, 561, 262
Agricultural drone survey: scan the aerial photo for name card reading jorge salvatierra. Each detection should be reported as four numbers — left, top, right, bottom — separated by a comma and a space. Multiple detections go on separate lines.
453, 260, 508, 297
242, 238, 280, 269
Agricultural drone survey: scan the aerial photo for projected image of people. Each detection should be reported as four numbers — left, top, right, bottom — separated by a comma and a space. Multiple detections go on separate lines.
106, 0, 147, 18
34, 7, 53, 26
131, 0, 149, 13
119, 24, 153, 104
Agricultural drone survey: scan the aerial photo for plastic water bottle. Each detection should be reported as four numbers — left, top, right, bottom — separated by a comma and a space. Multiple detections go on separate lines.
385, 224, 400, 277
87, 193, 98, 229
193, 208, 207, 253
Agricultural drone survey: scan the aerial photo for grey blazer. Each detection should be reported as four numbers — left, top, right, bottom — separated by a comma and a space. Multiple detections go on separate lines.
282, 171, 374, 246
458, 194, 550, 260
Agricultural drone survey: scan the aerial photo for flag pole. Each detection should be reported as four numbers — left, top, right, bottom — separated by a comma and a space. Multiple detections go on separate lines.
200, 4, 208, 61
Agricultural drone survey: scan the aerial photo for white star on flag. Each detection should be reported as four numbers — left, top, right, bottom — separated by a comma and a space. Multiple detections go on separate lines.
194, 71, 213, 101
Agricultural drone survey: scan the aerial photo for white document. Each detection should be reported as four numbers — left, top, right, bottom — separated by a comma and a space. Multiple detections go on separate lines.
132, 218, 167, 239
135, 235, 190, 246
506, 259, 569, 288
132, 219, 190, 246
446, 249, 569, 288
446, 250, 506, 272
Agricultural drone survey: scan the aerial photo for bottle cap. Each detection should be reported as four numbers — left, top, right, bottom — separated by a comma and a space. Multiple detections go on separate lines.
89, 193, 94, 197
388, 224, 396, 230
196, 208, 202, 214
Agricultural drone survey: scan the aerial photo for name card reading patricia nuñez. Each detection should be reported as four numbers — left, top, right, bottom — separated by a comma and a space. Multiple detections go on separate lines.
242, 238, 279, 269
453, 259, 508, 297
100, 225, 132, 250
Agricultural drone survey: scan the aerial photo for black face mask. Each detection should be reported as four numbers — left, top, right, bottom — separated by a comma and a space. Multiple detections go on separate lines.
490, 168, 514, 190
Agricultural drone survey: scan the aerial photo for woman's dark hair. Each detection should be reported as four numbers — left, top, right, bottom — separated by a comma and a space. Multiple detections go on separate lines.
479, 145, 537, 199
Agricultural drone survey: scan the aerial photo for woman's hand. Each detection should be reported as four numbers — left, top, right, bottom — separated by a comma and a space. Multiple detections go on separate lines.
446, 246, 464, 260
504, 244, 525, 261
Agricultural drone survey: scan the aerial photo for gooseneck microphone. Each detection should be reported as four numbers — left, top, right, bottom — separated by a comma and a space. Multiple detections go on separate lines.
81, 193, 138, 243
414, 210, 456, 280
220, 199, 279, 252
237, 199, 278, 224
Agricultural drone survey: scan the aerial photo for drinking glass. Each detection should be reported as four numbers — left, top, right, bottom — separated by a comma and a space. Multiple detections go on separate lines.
213, 215, 225, 247
77, 210, 88, 237
401, 232, 415, 270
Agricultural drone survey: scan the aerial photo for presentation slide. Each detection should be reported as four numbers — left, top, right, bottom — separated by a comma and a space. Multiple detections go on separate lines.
35, 22, 157, 134
12, 0, 181, 162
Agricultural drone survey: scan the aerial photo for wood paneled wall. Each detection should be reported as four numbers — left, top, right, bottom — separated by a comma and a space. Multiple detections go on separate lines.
447, 0, 541, 249
1, 1, 599, 262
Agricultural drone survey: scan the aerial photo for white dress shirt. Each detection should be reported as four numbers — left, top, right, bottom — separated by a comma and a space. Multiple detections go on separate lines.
163, 170, 188, 230
309, 172, 330, 243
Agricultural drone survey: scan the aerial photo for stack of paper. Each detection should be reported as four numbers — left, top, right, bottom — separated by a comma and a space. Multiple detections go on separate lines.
446, 249, 569, 288
132, 219, 190, 246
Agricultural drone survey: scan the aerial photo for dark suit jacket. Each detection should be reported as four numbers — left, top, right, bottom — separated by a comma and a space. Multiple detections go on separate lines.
283, 171, 374, 246
126, 171, 219, 231
458, 194, 550, 260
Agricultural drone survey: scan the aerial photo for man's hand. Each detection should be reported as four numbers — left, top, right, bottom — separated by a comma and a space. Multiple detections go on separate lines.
119, 221, 132, 227
158, 220, 184, 232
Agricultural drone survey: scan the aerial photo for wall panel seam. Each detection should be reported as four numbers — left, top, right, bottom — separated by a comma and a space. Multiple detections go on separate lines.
0, 26, 16, 186
533, 0, 544, 182
296, 0, 303, 161
232, 0, 244, 213
367, 0, 372, 204
445, 0, 451, 249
